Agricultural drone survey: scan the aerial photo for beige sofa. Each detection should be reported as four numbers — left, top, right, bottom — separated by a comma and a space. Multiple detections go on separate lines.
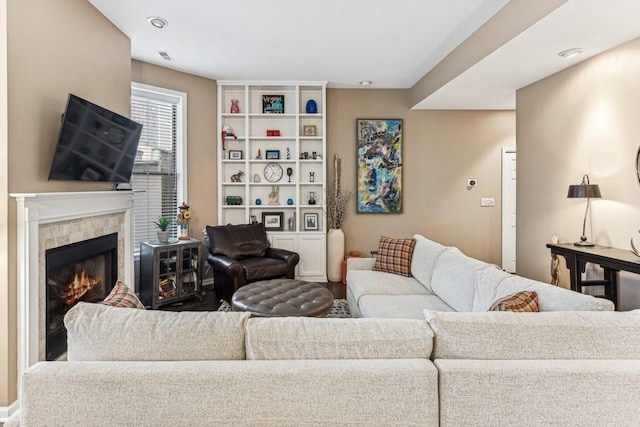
10, 303, 640, 426
346, 234, 614, 318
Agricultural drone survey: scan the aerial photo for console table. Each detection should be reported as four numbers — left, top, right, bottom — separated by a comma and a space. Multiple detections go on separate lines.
546, 243, 640, 310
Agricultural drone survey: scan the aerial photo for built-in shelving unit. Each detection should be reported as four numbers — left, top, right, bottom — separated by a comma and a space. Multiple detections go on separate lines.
217, 81, 327, 281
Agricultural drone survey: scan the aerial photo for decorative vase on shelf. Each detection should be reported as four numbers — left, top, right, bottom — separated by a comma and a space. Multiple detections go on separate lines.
230, 99, 240, 114
327, 228, 345, 282
305, 99, 317, 114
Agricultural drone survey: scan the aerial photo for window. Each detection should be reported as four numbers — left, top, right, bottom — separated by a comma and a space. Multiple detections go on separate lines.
130, 83, 187, 252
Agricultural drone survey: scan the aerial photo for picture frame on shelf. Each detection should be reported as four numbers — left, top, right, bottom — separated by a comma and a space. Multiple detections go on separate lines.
262, 212, 284, 231
303, 125, 317, 136
262, 95, 285, 114
228, 150, 243, 160
265, 149, 280, 160
304, 213, 319, 231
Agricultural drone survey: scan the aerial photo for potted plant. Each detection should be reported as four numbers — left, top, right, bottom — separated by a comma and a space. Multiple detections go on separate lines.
154, 216, 172, 243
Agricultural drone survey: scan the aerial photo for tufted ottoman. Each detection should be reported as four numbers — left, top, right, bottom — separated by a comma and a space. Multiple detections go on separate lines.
231, 278, 334, 317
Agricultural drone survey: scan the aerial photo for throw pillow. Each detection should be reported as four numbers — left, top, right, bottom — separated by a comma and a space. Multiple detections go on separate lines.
100, 280, 145, 309
488, 290, 539, 312
372, 236, 416, 277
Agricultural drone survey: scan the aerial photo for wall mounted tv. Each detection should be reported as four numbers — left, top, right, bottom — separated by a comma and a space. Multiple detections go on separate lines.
48, 94, 143, 183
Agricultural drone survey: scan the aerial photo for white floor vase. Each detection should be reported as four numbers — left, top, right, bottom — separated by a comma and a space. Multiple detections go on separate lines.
327, 228, 345, 282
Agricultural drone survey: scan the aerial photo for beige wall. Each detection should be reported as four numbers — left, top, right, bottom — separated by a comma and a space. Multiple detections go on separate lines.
517, 37, 640, 311
131, 61, 218, 239
1, 0, 131, 407
327, 89, 515, 263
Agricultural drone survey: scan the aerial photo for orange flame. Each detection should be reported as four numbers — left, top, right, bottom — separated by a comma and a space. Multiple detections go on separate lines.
61, 270, 100, 306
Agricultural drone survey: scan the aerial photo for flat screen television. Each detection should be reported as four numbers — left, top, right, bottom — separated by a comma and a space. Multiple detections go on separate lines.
48, 94, 143, 183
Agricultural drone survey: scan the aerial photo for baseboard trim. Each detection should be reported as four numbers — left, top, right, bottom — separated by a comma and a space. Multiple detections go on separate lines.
0, 400, 19, 424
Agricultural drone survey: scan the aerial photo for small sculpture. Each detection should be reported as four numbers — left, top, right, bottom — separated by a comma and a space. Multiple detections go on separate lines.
286, 148, 291, 159
256, 149, 262, 160
253, 173, 261, 183
176, 202, 191, 240
268, 186, 279, 205
230, 99, 240, 114
230, 170, 244, 182
631, 230, 640, 257
550, 235, 560, 286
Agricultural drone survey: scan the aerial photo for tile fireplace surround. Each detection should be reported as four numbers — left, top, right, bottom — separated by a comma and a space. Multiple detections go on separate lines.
10, 191, 134, 393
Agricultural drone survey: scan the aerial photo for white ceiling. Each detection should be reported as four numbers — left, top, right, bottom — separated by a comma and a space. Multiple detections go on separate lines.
89, 0, 640, 110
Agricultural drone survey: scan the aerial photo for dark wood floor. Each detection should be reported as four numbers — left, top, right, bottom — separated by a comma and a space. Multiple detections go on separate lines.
158, 281, 346, 312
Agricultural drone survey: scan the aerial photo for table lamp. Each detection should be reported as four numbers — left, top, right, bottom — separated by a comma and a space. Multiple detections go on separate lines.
567, 174, 602, 246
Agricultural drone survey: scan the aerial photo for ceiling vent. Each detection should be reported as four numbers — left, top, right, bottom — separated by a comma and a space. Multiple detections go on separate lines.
158, 51, 172, 61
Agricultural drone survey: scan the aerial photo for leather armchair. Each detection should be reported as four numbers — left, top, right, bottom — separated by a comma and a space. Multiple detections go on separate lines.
203, 223, 300, 302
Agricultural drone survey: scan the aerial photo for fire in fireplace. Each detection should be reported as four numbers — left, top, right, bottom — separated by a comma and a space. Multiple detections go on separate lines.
45, 233, 118, 360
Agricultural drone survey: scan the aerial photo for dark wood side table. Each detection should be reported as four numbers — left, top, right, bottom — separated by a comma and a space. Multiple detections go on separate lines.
546, 243, 640, 310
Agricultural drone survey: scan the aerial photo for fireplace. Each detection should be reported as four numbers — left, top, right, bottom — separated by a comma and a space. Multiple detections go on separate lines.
45, 233, 118, 360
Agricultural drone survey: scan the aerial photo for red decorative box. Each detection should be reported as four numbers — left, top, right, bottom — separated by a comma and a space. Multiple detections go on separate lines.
266, 129, 281, 137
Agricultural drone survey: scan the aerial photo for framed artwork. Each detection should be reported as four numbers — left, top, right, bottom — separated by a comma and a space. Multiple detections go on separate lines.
304, 213, 318, 230
262, 95, 285, 114
228, 150, 242, 160
262, 212, 284, 231
265, 149, 280, 160
356, 119, 403, 213
303, 125, 317, 136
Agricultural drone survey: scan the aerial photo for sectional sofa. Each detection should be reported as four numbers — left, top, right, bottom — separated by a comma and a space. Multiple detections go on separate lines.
9, 302, 640, 426
346, 234, 614, 318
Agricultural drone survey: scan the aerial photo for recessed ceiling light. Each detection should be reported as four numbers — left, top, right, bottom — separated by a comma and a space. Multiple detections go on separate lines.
359, 80, 373, 87
147, 16, 168, 29
558, 48, 583, 59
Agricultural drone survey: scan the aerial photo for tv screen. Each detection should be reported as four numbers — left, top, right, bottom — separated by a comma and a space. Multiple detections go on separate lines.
48, 94, 143, 183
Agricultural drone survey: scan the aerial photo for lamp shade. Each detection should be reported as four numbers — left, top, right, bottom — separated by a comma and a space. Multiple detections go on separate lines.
567, 184, 601, 198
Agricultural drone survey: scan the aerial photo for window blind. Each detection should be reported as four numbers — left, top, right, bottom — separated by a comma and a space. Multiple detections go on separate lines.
131, 93, 179, 251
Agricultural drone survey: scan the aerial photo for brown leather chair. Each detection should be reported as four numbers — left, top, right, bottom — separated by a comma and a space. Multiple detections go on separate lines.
203, 223, 300, 302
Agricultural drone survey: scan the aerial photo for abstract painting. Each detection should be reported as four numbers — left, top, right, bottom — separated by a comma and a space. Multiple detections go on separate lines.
356, 119, 403, 213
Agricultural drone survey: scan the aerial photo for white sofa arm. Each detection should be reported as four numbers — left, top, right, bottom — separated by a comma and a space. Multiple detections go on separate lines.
347, 257, 376, 271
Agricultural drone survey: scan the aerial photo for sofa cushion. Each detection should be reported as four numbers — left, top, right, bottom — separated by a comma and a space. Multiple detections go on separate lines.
245, 317, 433, 360
373, 236, 416, 277
410, 234, 447, 293
489, 291, 539, 312
473, 266, 614, 312
65, 302, 250, 361
430, 247, 488, 312
347, 270, 432, 307
99, 280, 145, 309
359, 294, 454, 319
424, 309, 640, 360
206, 223, 270, 260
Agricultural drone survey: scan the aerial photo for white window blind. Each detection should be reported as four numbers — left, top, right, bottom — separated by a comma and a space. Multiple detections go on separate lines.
130, 85, 185, 251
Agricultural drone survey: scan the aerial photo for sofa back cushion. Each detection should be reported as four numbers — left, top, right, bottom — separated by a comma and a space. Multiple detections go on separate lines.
205, 223, 270, 260
473, 266, 614, 311
65, 302, 250, 361
424, 309, 640, 360
430, 247, 488, 311
410, 234, 447, 292
245, 317, 433, 360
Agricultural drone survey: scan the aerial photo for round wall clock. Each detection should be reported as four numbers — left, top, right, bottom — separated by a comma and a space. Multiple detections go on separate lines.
264, 162, 283, 182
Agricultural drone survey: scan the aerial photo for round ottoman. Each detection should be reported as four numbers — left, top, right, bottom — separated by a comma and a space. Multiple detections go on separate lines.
231, 278, 334, 317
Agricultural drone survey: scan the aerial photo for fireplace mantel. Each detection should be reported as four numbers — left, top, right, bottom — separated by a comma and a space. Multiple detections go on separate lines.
10, 191, 135, 391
